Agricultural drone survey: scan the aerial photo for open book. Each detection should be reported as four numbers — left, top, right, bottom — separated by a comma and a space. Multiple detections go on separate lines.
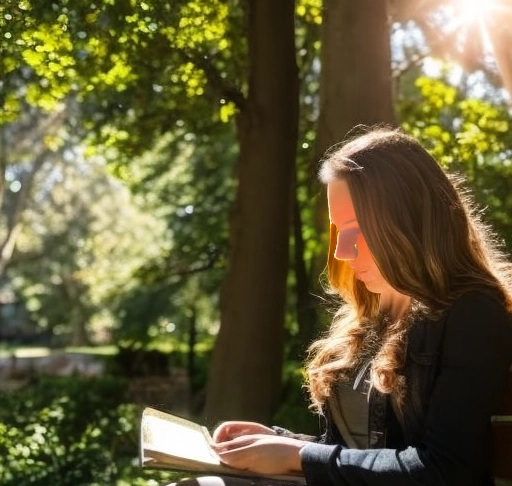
139, 407, 306, 484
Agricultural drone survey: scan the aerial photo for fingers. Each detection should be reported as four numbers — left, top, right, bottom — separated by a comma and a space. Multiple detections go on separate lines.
212, 422, 246, 442
213, 434, 262, 453
212, 422, 275, 443
213, 436, 265, 471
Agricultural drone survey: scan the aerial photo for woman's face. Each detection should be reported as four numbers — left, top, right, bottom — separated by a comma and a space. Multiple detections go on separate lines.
327, 179, 392, 295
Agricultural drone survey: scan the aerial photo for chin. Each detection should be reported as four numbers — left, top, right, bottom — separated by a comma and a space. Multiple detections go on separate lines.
362, 283, 378, 293
362, 282, 383, 294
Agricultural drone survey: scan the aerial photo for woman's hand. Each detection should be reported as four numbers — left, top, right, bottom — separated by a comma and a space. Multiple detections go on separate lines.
212, 434, 305, 475
212, 421, 276, 443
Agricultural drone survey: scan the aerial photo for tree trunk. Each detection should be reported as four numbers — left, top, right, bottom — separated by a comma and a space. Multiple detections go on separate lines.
205, 0, 299, 424
65, 278, 91, 347
308, 0, 396, 296
316, 0, 395, 153
0, 151, 48, 276
187, 306, 197, 392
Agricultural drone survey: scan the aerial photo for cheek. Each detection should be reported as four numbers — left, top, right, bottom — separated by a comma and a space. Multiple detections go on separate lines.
356, 236, 373, 262
357, 239, 381, 273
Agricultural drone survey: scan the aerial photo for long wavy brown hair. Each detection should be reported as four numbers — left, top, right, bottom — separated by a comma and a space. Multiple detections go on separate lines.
305, 126, 512, 412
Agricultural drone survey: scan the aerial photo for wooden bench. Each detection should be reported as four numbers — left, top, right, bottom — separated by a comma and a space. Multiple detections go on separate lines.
492, 369, 512, 485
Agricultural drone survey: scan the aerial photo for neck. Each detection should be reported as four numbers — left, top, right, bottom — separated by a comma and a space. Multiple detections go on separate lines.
380, 289, 411, 320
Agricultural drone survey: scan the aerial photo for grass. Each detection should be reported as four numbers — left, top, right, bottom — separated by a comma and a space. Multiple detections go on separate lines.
64, 345, 118, 355
0, 344, 118, 358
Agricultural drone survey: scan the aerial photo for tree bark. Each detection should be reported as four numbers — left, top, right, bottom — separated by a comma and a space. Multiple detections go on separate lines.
315, 0, 396, 162
205, 0, 299, 424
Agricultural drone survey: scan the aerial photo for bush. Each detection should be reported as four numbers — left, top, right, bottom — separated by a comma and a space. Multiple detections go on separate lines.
0, 376, 179, 486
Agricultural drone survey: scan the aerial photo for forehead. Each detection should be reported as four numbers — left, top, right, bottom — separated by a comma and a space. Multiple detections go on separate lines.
327, 179, 356, 227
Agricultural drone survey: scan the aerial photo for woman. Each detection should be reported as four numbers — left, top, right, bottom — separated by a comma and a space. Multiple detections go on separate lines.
187, 127, 512, 485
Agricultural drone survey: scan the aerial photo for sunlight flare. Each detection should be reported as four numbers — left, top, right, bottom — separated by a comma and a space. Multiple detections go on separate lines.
447, 0, 512, 55
458, 0, 499, 22
447, 0, 512, 101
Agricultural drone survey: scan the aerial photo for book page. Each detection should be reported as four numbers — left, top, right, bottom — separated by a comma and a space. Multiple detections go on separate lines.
141, 409, 220, 465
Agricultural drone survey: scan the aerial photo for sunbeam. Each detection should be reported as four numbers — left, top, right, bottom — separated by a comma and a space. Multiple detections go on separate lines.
458, 0, 499, 23
448, 0, 512, 100
442, 0, 512, 57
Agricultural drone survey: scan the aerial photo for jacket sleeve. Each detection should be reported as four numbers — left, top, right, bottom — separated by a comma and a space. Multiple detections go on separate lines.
300, 293, 512, 486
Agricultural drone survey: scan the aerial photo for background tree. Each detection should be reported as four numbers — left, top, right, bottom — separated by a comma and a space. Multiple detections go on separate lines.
0, 105, 67, 276
205, 0, 299, 424
6, 137, 166, 345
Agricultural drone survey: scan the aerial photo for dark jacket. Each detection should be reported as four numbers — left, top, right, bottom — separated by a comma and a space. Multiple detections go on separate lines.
300, 291, 512, 486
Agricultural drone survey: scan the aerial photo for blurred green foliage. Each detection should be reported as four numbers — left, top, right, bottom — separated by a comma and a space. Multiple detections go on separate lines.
399, 74, 512, 251
1, 0, 242, 349
0, 376, 180, 486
